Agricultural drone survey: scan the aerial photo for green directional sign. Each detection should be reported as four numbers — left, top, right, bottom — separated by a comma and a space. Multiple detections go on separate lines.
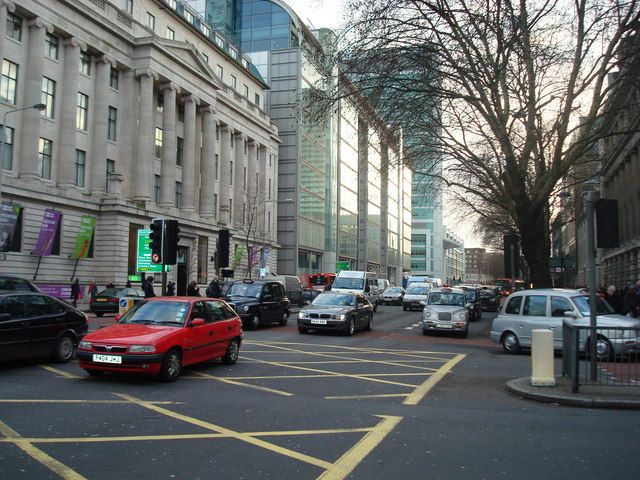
137, 229, 170, 273
336, 261, 350, 272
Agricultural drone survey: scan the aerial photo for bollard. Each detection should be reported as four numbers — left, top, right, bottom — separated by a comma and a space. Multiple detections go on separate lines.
531, 329, 556, 386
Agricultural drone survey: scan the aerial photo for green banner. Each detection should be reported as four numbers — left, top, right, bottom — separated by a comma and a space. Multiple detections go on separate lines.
232, 244, 245, 270
136, 229, 170, 272
70, 216, 96, 259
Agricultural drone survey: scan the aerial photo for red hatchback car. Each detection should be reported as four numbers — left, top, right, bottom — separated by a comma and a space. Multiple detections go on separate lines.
76, 297, 242, 382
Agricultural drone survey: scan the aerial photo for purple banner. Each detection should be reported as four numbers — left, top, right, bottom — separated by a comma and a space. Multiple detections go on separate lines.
39, 284, 84, 300
34, 209, 61, 256
261, 247, 269, 268
0, 202, 21, 252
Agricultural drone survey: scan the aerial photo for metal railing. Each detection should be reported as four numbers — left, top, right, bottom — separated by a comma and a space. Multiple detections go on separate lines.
563, 320, 640, 393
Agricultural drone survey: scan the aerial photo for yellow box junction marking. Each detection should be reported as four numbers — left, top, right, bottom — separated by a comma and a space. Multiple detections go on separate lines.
403, 353, 466, 405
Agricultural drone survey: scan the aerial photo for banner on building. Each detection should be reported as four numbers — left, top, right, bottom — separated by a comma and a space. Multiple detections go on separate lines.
34, 209, 61, 256
261, 247, 269, 268
0, 202, 21, 252
70, 216, 96, 259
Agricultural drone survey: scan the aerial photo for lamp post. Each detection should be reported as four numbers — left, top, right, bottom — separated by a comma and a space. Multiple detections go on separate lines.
0, 103, 47, 203
557, 191, 571, 287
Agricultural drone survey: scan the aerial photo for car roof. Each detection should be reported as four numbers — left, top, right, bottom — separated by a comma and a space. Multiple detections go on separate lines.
430, 287, 465, 294
508, 288, 583, 295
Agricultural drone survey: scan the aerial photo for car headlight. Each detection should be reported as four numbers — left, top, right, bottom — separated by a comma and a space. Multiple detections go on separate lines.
242, 305, 250, 312
423, 310, 432, 319
457, 312, 467, 320
298, 311, 309, 319
78, 340, 92, 350
129, 345, 156, 353
332, 313, 346, 320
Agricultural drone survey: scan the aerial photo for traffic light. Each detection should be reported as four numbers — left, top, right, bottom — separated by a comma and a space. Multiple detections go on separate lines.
218, 229, 230, 268
149, 219, 165, 264
163, 219, 180, 265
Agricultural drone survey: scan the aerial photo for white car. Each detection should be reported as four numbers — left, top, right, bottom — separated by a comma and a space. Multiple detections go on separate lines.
490, 288, 640, 359
421, 287, 469, 337
402, 283, 431, 311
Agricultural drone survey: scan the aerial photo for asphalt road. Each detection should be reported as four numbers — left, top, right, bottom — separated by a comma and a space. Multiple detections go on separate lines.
1, 305, 639, 479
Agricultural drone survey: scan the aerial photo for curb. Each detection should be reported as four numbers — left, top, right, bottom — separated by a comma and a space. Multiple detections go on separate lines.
507, 377, 640, 409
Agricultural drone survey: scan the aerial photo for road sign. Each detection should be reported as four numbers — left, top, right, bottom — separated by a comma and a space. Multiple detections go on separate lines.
137, 229, 170, 273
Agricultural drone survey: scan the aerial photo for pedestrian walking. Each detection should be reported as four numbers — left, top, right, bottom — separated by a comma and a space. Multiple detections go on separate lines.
125, 280, 132, 288
88, 281, 98, 300
606, 285, 624, 314
166, 281, 176, 296
106, 281, 115, 289
142, 276, 155, 298
622, 282, 639, 317
187, 280, 200, 296
70, 278, 81, 308
206, 277, 222, 297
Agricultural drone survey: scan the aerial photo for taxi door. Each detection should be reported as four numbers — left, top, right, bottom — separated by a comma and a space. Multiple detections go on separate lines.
0, 295, 28, 360
205, 300, 239, 357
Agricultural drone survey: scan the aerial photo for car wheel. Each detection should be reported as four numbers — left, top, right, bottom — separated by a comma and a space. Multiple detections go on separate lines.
380, 300, 384, 305
222, 339, 240, 365
279, 311, 289, 326
460, 327, 468, 338
298, 326, 308, 334
588, 336, 614, 362
403, 306, 407, 311
365, 314, 373, 331
52, 335, 75, 363
422, 329, 430, 336
502, 332, 521, 354
345, 317, 356, 336
96, 312, 104, 317
159, 349, 182, 382
247, 314, 260, 331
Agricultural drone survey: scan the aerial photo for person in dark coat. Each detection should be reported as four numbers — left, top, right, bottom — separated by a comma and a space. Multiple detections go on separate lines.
70, 278, 81, 308
142, 276, 155, 298
606, 285, 624, 314
166, 281, 175, 296
621, 283, 639, 317
187, 280, 200, 296
206, 278, 222, 298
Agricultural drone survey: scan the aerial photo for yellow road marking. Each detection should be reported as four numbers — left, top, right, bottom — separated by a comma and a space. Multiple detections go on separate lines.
246, 341, 461, 356
0, 399, 180, 404
38, 365, 81, 379
0, 419, 86, 480
221, 372, 433, 381
242, 355, 420, 388
115, 393, 333, 470
190, 371, 294, 396
325, 394, 408, 400
403, 354, 466, 405
317, 415, 402, 480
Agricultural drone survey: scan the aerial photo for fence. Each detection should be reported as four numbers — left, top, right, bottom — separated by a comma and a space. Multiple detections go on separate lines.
562, 320, 640, 393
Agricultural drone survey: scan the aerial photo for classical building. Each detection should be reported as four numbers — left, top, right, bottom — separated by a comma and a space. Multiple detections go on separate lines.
0, 0, 280, 294
187, 0, 413, 286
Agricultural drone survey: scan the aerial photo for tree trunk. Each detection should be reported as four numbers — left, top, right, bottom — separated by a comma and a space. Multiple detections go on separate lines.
518, 207, 552, 288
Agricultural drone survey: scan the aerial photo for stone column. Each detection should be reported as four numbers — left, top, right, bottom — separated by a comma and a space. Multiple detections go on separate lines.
134, 69, 158, 202
90, 54, 116, 195
247, 139, 257, 201
234, 133, 247, 226
219, 125, 233, 224
257, 145, 267, 234
199, 104, 216, 219
19, 18, 53, 179
159, 82, 180, 207
181, 94, 199, 213
120, 70, 135, 198
56, 38, 86, 189
0, 2, 16, 69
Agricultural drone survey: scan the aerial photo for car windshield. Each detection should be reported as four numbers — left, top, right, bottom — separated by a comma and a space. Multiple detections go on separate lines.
571, 295, 614, 316
312, 294, 354, 306
407, 286, 428, 295
227, 282, 262, 298
120, 301, 189, 326
428, 292, 465, 306
332, 277, 364, 290
385, 288, 402, 294
465, 291, 476, 301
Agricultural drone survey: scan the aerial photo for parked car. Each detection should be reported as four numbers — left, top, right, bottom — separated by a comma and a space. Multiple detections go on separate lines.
421, 287, 469, 337
0, 275, 41, 292
89, 287, 145, 316
381, 286, 405, 305
0, 292, 88, 363
76, 297, 242, 381
270, 275, 304, 306
478, 287, 501, 312
297, 291, 373, 335
490, 288, 640, 359
402, 283, 431, 311
225, 279, 290, 330
458, 285, 482, 321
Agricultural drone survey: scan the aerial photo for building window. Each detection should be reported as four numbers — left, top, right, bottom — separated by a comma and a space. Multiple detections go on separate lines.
243, 166, 246, 190
230, 133, 234, 148
243, 84, 249, 98
6, 12, 22, 41
38, 138, 53, 179
213, 194, 217, 215
45, 33, 59, 60
214, 154, 219, 180
175, 182, 182, 208
76, 93, 88, 130
230, 161, 233, 185
268, 178, 271, 200
216, 64, 223, 78
106, 159, 115, 192
2, 126, 14, 170
215, 123, 219, 140
230, 75, 237, 90
146, 12, 155, 31
154, 175, 160, 203
75, 150, 86, 187
202, 52, 208, 63
108, 107, 117, 141
42, 77, 56, 119
177, 104, 184, 123
215, 35, 224, 49
242, 202, 246, 223
229, 198, 232, 222
255, 93, 260, 107
269, 153, 272, 168
267, 211, 271, 233
201, 24, 210, 37
110, 67, 119, 89
80, 52, 91, 75
168, 0, 177, 9
0, 60, 18, 104
166, 27, 175, 40
155, 127, 163, 158
244, 139, 248, 154
124, 0, 133, 14
156, 93, 163, 114
176, 136, 183, 166
184, 10, 194, 23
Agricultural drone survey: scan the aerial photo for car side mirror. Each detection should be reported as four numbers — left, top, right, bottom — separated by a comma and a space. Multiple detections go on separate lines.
420, 300, 427, 306
563, 310, 578, 318
191, 318, 206, 327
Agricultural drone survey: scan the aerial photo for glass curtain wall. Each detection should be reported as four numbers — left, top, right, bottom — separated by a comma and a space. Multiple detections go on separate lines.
367, 134, 381, 267
339, 101, 359, 263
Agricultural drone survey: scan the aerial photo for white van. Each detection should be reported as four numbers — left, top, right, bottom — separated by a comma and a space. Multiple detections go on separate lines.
331, 271, 380, 312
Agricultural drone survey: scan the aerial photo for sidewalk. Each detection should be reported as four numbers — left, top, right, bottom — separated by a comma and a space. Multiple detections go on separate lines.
507, 376, 640, 409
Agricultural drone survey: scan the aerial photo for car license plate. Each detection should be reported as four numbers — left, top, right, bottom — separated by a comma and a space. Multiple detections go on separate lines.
92, 354, 122, 364
436, 324, 453, 329
310, 319, 327, 325
96, 298, 107, 302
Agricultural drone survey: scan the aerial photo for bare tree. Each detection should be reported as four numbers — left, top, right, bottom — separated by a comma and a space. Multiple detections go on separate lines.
234, 190, 274, 279
320, 0, 640, 287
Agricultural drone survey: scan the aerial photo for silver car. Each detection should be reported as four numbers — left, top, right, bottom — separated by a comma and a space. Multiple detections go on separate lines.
381, 287, 404, 305
421, 287, 469, 337
490, 288, 640, 359
402, 283, 431, 311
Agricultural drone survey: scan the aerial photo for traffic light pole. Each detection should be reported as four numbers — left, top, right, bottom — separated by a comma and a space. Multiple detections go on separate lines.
162, 264, 167, 296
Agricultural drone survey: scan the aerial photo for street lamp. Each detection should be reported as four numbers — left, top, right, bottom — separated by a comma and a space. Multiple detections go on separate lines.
0, 103, 47, 202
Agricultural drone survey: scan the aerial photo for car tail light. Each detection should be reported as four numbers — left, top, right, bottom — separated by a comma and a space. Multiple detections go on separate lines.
108, 298, 119, 303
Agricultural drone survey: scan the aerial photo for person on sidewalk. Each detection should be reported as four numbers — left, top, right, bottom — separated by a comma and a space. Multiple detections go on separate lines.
142, 276, 155, 298
606, 285, 624, 314
206, 277, 222, 298
88, 281, 98, 300
187, 280, 200, 296
70, 278, 81, 308
166, 281, 175, 296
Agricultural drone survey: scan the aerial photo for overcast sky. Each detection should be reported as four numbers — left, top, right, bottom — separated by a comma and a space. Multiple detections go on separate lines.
284, 0, 348, 31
